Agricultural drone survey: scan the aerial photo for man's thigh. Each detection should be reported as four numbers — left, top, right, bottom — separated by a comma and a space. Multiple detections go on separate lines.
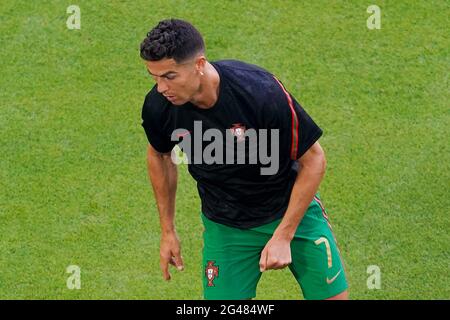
289, 227, 348, 300
202, 214, 267, 300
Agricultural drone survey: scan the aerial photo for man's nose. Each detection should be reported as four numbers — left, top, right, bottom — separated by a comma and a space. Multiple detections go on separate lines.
156, 78, 169, 94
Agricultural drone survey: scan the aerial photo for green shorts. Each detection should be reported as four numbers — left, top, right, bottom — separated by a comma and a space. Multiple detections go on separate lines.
202, 194, 348, 300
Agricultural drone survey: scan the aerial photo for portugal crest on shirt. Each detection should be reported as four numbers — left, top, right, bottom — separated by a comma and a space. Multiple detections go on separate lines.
230, 123, 246, 142
205, 260, 219, 287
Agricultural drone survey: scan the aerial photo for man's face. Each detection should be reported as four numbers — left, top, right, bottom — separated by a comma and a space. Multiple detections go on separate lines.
145, 57, 203, 105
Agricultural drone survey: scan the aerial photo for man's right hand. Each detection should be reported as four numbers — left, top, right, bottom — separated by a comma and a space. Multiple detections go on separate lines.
160, 230, 184, 280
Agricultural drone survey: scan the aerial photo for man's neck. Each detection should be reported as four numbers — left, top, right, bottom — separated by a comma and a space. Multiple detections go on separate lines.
190, 62, 220, 109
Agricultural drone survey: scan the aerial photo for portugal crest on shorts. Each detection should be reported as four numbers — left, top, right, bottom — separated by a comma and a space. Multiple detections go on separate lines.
230, 123, 246, 142
205, 260, 219, 287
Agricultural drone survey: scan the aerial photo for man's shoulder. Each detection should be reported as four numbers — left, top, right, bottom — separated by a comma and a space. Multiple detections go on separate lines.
213, 59, 280, 100
213, 59, 272, 81
214, 59, 269, 73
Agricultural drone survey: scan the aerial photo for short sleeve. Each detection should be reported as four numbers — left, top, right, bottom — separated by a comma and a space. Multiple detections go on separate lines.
141, 93, 176, 153
264, 76, 323, 160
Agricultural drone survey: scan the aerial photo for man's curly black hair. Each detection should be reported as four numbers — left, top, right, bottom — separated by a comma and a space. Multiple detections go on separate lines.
140, 19, 205, 63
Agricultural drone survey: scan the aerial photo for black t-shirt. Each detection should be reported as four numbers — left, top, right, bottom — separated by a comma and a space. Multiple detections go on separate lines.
141, 60, 323, 229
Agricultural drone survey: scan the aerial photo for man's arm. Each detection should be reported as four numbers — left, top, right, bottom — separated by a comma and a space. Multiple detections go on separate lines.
147, 144, 184, 280
259, 141, 326, 271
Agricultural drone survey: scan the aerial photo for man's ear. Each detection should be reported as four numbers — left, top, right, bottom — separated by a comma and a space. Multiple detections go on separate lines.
195, 55, 206, 72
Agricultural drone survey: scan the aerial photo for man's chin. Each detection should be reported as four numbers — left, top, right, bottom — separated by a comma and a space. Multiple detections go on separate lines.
166, 96, 184, 105
171, 98, 187, 106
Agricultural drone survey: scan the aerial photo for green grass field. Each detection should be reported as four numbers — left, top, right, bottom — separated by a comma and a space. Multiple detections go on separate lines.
0, 0, 449, 299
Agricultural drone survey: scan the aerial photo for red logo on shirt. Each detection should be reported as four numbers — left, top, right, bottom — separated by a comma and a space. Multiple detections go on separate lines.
205, 261, 219, 287
230, 123, 246, 142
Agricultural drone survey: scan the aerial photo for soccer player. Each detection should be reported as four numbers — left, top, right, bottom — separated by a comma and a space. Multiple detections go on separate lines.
140, 19, 349, 300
